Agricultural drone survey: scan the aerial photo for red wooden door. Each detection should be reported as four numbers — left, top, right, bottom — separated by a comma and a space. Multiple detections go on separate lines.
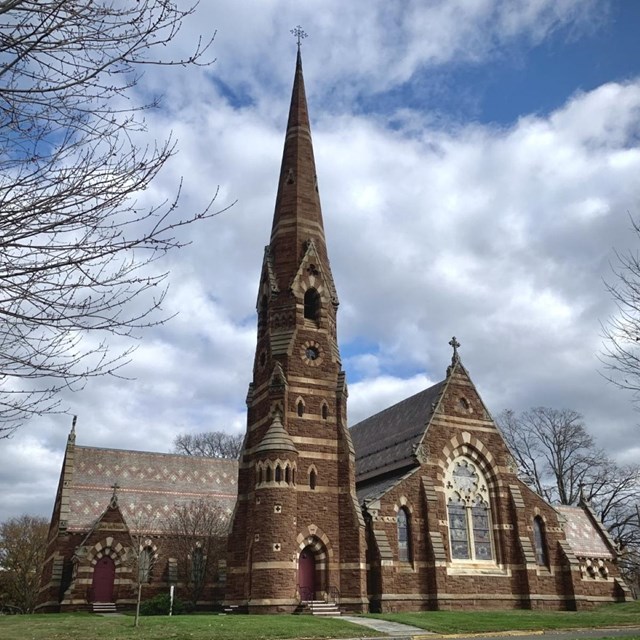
92, 556, 115, 602
298, 547, 315, 601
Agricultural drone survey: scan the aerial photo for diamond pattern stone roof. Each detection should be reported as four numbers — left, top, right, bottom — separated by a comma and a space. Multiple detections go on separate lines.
67, 446, 238, 533
556, 505, 614, 559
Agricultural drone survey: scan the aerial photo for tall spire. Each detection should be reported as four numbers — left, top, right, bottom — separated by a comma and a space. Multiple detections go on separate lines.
269, 41, 329, 288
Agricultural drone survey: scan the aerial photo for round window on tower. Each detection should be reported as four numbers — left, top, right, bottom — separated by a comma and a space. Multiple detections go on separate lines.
301, 341, 323, 366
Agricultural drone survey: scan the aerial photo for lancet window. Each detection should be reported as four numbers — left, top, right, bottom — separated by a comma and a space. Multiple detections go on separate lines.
304, 288, 321, 322
445, 456, 494, 562
533, 516, 548, 566
397, 507, 411, 563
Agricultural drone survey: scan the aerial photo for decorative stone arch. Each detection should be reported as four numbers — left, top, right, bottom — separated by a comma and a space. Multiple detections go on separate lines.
86, 537, 127, 567
393, 495, 414, 514
296, 524, 334, 560
437, 432, 498, 486
256, 458, 297, 487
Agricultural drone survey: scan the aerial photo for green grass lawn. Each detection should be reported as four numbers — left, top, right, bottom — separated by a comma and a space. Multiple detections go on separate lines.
365, 599, 640, 634
0, 612, 381, 640
1, 602, 639, 640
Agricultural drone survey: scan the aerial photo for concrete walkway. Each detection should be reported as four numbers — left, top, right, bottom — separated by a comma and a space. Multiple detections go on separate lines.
341, 615, 433, 637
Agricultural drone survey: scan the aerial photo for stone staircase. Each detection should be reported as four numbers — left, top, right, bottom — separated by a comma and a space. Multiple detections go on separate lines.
300, 599, 341, 616
92, 602, 117, 614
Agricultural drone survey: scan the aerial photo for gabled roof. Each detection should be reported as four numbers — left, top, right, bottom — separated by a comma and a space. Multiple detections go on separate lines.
64, 446, 238, 533
350, 380, 446, 482
555, 505, 615, 559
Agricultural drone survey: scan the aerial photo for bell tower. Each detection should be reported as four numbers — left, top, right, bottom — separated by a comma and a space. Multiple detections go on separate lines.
224, 39, 368, 613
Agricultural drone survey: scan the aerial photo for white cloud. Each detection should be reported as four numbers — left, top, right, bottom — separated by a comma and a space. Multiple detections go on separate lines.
2, 1, 639, 523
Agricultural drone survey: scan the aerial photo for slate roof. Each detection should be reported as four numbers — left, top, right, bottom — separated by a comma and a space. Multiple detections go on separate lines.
350, 380, 446, 482
66, 446, 238, 533
356, 468, 419, 505
556, 505, 614, 559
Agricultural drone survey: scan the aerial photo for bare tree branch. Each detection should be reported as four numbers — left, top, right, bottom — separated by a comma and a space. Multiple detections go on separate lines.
172, 431, 244, 460
162, 499, 229, 607
0, 1, 233, 437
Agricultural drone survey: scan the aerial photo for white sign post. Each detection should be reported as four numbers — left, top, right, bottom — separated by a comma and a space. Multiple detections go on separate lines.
169, 584, 175, 616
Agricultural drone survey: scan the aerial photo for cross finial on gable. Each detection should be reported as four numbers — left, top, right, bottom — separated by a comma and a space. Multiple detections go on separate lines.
290, 25, 307, 50
110, 481, 120, 507
449, 336, 461, 363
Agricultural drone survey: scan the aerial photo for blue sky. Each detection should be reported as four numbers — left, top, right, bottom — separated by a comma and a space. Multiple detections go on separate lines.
1, 0, 639, 522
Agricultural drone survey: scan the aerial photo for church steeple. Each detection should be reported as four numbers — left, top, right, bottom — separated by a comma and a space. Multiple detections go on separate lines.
225, 41, 367, 613
269, 46, 331, 290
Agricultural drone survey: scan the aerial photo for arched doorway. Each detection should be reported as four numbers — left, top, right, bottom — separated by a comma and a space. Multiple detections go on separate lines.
298, 546, 316, 601
92, 556, 115, 602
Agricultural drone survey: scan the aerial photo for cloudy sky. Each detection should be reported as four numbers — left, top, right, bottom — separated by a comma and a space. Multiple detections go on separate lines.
2, 0, 640, 522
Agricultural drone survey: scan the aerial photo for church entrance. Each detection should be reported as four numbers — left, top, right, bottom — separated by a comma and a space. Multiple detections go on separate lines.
92, 556, 115, 602
298, 546, 316, 601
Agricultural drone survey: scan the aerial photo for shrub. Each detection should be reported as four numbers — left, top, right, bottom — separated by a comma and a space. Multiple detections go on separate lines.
139, 593, 185, 616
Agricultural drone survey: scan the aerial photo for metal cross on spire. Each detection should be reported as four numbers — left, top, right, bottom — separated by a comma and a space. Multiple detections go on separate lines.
290, 25, 307, 49
449, 336, 461, 363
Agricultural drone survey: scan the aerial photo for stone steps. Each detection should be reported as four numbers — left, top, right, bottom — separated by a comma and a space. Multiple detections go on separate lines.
92, 602, 117, 614
301, 600, 341, 616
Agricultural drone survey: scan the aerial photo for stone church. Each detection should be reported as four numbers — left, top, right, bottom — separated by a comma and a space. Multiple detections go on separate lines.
37, 47, 630, 614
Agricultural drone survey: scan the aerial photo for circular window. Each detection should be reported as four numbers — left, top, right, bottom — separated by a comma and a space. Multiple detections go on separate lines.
301, 341, 323, 366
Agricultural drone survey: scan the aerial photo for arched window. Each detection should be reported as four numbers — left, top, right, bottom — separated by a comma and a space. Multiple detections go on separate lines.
257, 466, 263, 484
533, 516, 548, 566
297, 400, 304, 417
285, 466, 291, 484
275, 464, 282, 483
321, 403, 328, 420
304, 288, 321, 322
309, 468, 317, 490
139, 548, 153, 583
266, 466, 272, 483
445, 456, 494, 562
397, 507, 411, 562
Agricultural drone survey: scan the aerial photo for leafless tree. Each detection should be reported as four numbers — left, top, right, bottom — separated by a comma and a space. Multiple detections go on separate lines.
0, 1, 230, 438
163, 499, 229, 607
0, 514, 48, 613
496, 407, 640, 550
172, 431, 244, 459
601, 216, 640, 405
121, 510, 161, 627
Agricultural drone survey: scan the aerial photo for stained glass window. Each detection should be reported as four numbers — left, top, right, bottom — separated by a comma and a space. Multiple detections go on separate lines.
397, 508, 411, 562
472, 498, 493, 561
533, 517, 548, 566
448, 495, 470, 560
445, 456, 494, 562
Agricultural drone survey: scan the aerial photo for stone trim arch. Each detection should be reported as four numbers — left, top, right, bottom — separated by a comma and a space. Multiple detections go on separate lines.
393, 495, 414, 514
86, 537, 127, 567
256, 458, 297, 488
438, 432, 497, 485
296, 524, 334, 560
